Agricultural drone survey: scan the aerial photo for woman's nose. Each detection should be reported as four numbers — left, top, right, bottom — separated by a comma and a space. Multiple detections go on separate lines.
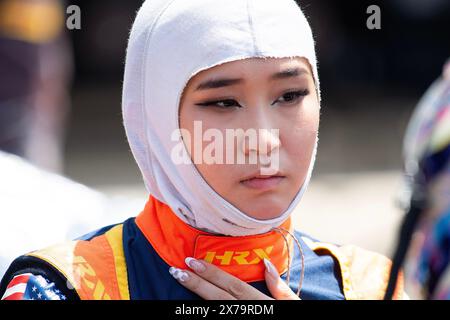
241, 127, 281, 157
255, 128, 280, 154
239, 105, 280, 154
239, 128, 280, 174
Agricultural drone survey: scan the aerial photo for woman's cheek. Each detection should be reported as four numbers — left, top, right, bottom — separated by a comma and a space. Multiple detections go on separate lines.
195, 162, 239, 202
282, 118, 318, 159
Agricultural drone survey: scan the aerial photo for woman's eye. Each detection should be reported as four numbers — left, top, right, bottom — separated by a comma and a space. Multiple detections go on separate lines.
273, 89, 310, 106
195, 99, 241, 109
195, 90, 309, 109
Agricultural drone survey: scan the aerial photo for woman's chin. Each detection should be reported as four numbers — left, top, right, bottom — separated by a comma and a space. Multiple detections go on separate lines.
240, 202, 288, 221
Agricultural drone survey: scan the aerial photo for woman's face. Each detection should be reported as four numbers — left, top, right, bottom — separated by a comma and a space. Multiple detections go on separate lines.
179, 57, 320, 220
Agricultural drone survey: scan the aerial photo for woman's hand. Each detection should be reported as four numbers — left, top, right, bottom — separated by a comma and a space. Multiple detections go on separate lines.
169, 257, 300, 300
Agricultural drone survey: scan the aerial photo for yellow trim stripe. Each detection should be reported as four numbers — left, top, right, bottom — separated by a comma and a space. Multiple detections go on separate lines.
301, 236, 356, 300
105, 225, 130, 300
27, 242, 89, 298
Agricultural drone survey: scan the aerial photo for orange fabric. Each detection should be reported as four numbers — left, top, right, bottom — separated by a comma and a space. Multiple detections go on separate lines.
338, 245, 405, 300
28, 226, 126, 300
300, 236, 407, 300
27, 194, 408, 300
135, 195, 293, 282
70, 233, 121, 300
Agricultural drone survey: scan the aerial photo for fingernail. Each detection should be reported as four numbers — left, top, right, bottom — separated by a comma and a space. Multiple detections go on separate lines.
264, 258, 278, 276
178, 272, 189, 282
169, 267, 190, 282
185, 257, 206, 273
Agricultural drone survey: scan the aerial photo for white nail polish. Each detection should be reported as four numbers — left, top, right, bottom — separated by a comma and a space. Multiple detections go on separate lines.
178, 272, 189, 282
169, 267, 180, 278
264, 258, 277, 276
169, 267, 189, 282
185, 257, 194, 266
185, 257, 206, 272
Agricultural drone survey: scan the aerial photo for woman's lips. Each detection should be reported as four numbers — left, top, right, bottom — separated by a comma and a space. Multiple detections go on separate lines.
240, 175, 285, 190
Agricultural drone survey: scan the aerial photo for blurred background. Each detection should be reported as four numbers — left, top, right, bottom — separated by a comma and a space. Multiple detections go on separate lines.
1, 0, 449, 267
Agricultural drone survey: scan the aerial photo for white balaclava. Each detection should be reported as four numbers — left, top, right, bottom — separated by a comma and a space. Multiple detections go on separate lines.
122, 0, 320, 236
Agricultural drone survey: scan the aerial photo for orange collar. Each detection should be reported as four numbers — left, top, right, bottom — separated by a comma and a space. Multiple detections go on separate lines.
135, 195, 294, 282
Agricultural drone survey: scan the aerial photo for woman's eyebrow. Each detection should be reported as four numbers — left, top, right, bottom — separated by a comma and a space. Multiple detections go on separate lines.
270, 67, 309, 81
195, 77, 243, 91
195, 67, 308, 91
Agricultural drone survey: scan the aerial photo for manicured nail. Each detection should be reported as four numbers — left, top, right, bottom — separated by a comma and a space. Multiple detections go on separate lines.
185, 257, 206, 273
178, 272, 189, 282
264, 258, 278, 276
169, 267, 189, 282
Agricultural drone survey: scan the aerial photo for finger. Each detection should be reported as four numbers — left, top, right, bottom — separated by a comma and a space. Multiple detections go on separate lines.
263, 259, 300, 300
169, 266, 236, 300
185, 257, 272, 300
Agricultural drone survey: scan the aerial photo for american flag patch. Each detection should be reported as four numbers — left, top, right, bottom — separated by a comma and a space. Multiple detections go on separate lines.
1, 273, 66, 300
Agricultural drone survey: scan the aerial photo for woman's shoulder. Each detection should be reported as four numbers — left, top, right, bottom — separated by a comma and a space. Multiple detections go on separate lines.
294, 230, 392, 266
0, 219, 134, 300
0, 256, 79, 300
294, 230, 407, 300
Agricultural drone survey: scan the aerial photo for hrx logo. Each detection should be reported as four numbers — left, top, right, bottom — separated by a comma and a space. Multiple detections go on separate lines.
203, 246, 274, 265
